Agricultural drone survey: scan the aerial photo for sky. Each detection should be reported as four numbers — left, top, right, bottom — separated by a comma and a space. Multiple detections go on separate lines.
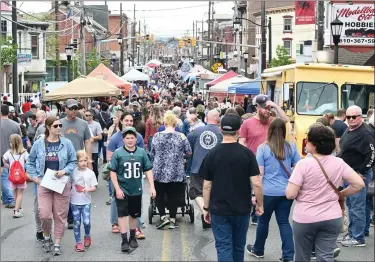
17, 0, 235, 37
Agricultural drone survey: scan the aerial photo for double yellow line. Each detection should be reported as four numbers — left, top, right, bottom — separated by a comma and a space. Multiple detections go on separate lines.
161, 220, 191, 261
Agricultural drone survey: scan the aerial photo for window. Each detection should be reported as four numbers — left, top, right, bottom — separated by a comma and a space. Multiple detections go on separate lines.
296, 82, 338, 115
1, 20, 7, 39
283, 40, 292, 56
284, 18, 292, 32
341, 84, 375, 115
31, 35, 39, 58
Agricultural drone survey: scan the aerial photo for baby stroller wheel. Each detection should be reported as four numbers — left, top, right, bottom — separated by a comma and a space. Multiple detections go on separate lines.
189, 204, 195, 223
148, 204, 153, 224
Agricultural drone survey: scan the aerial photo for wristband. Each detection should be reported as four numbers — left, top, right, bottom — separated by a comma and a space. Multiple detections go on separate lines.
203, 206, 209, 211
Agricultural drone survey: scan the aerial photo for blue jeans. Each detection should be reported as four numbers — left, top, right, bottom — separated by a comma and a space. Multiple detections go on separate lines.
253, 196, 294, 260
1, 167, 14, 205
71, 204, 91, 243
365, 169, 374, 235
99, 135, 107, 160
211, 214, 250, 262
251, 204, 258, 223
345, 168, 373, 242
108, 179, 114, 198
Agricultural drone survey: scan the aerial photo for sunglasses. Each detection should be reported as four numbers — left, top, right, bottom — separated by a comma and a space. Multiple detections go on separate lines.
346, 114, 361, 120
85, 114, 92, 117
52, 124, 63, 128
68, 106, 79, 111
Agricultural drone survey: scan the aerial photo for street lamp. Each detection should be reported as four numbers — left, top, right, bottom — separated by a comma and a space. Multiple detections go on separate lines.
243, 52, 249, 78
330, 17, 343, 64
111, 54, 117, 73
117, 34, 123, 45
65, 45, 73, 82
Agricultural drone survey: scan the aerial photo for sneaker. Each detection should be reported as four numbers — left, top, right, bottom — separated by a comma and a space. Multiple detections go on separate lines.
168, 221, 179, 229
337, 233, 350, 243
43, 237, 53, 253
121, 239, 130, 252
334, 247, 340, 258
279, 258, 291, 262
75, 243, 84, 252
36, 231, 44, 242
106, 197, 111, 205
53, 245, 62, 256
141, 222, 147, 229
135, 228, 145, 239
129, 237, 139, 249
68, 222, 74, 229
13, 210, 23, 218
341, 238, 366, 247
311, 251, 316, 260
84, 236, 91, 247
5, 203, 15, 208
201, 214, 211, 229
250, 221, 258, 226
156, 217, 170, 229
18, 208, 24, 214
371, 220, 374, 227
246, 244, 264, 258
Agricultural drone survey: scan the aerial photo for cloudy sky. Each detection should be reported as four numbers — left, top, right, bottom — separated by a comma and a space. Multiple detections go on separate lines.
17, 1, 235, 37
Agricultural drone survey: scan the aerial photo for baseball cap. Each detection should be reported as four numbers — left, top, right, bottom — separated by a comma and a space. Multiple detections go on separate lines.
122, 127, 137, 137
253, 94, 269, 107
9, 106, 15, 113
131, 101, 141, 108
221, 114, 242, 132
66, 99, 78, 109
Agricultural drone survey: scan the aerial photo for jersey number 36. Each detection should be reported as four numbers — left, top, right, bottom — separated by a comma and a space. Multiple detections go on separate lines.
123, 162, 141, 179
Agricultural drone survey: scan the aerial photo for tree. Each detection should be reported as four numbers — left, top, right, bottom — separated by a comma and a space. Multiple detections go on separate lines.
0, 37, 18, 69
85, 48, 110, 75
269, 45, 292, 68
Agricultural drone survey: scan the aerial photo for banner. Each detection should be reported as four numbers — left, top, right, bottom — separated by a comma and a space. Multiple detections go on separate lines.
295, 1, 316, 25
17, 54, 32, 65
332, 4, 375, 46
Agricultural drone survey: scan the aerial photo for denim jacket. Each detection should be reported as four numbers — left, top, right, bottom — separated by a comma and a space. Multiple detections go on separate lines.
26, 137, 77, 179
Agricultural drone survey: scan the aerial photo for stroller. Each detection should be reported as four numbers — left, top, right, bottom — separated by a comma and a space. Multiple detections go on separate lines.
148, 178, 195, 224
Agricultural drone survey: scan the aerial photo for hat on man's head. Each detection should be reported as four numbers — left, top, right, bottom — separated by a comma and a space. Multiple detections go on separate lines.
221, 114, 242, 132
9, 106, 15, 113
122, 127, 137, 137
131, 101, 141, 108
252, 94, 269, 107
66, 99, 78, 108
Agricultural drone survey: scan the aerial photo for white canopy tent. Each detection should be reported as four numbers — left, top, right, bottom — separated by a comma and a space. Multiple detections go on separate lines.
121, 68, 149, 81
146, 59, 162, 66
209, 76, 252, 93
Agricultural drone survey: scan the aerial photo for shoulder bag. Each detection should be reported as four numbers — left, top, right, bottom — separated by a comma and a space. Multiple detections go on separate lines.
312, 155, 348, 233
278, 159, 291, 177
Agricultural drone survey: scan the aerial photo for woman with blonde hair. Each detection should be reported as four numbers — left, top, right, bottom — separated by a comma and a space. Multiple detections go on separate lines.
2, 134, 29, 218
106, 110, 123, 144
144, 105, 163, 151
150, 112, 192, 229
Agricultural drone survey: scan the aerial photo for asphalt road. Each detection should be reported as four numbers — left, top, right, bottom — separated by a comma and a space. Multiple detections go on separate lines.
1, 172, 374, 261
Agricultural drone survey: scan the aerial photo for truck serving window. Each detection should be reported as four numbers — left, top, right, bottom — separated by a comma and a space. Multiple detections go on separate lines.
342, 84, 375, 115
296, 82, 338, 115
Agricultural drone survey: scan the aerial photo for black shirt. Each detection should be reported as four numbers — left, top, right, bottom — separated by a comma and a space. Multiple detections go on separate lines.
193, 99, 204, 108
338, 124, 375, 174
332, 119, 348, 138
198, 143, 259, 216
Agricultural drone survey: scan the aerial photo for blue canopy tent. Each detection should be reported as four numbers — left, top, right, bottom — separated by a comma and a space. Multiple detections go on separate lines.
228, 80, 261, 95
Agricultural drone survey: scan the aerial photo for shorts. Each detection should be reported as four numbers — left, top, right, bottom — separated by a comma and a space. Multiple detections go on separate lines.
10, 182, 27, 190
189, 174, 204, 200
115, 193, 142, 218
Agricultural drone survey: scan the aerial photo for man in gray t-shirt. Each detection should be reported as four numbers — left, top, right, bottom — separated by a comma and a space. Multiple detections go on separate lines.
85, 110, 103, 179
1, 104, 21, 207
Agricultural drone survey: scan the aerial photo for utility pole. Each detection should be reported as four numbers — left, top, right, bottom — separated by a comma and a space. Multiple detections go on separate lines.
120, 3, 124, 75
193, 21, 195, 39
210, 1, 215, 65
54, 1, 60, 81
80, 1, 86, 75
137, 20, 140, 65
201, 20, 203, 64
12, 1, 18, 106
143, 21, 146, 65
268, 17, 272, 65
317, 1, 325, 50
208, 1, 211, 66
260, 1, 266, 72
195, 20, 198, 62
132, 4, 136, 66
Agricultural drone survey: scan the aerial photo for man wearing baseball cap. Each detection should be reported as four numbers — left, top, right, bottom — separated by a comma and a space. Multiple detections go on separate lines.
199, 114, 264, 262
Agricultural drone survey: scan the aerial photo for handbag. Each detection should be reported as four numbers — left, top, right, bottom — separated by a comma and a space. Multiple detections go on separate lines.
312, 155, 348, 233
278, 159, 291, 177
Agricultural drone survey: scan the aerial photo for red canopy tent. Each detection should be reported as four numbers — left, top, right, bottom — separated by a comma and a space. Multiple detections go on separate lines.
206, 70, 238, 87
87, 63, 131, 94
146, 63, 160, 68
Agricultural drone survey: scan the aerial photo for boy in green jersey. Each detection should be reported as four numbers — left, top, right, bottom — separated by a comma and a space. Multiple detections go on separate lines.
110, 127, 156, 252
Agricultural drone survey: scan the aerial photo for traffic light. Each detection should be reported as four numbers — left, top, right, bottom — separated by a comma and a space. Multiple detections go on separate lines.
191, 38, 196, 47
187, 38, 191, 45
145, 34, 150, 41
178, 40, 184, 48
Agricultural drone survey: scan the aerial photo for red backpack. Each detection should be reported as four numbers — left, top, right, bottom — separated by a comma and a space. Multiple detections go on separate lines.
8, 153, 27, 185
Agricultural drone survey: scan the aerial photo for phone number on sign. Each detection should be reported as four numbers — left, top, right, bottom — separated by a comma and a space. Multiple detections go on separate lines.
340, 38, 375, 44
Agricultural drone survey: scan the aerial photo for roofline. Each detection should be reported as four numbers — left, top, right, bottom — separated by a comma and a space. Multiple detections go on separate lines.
263, 63, 374, 73
252, 5, 295, 16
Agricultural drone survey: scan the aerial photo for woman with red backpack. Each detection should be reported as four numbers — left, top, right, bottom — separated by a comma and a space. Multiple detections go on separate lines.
2, 134, 29, 218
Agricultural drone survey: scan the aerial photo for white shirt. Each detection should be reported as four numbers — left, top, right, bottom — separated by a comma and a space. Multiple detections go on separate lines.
70, 168, 98, 205
3, 150, 29, 169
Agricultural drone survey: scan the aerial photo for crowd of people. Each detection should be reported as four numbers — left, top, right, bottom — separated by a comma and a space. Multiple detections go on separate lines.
1, 64, 374, 262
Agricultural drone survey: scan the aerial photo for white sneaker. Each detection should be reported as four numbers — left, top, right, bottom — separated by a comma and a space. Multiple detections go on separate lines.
13, 210, 23, 218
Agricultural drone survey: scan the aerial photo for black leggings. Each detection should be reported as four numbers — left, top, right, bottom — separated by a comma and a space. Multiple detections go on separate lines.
154, 181, 182, 219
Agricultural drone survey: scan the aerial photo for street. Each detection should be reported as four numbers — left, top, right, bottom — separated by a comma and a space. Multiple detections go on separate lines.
1, 172, 374, 261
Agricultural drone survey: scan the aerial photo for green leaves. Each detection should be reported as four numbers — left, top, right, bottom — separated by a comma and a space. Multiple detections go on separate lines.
269, 45, 292, 68
0, 37, 18, 69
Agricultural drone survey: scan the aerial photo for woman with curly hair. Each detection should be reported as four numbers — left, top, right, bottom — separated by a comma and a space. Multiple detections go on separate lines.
144, 105, 163, 151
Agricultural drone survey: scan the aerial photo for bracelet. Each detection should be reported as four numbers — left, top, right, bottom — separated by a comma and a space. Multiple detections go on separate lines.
203, 206, 209, 211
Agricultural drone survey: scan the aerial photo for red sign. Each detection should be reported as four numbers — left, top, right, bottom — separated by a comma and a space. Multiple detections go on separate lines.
295, 1, 316, 25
